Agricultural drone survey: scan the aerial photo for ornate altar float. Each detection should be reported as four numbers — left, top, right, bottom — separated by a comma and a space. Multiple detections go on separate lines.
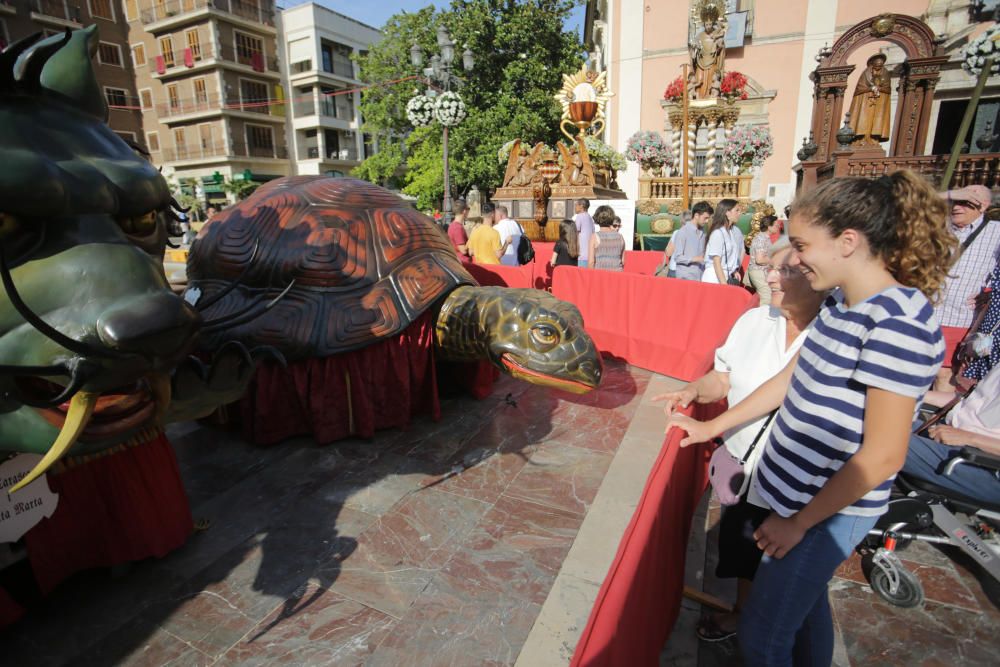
636, 0, 761, 249
794, 12, 1000, 191
493, 65, 626, 242
0, 28, 269, 625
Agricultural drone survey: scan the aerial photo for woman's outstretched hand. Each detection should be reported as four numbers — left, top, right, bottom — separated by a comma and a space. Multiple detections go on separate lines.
651, 386, 698, 418
664, 413, 719, 447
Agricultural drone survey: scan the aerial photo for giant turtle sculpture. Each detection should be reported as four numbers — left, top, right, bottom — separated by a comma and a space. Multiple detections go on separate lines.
0, 28, 268, 494
187, 176, 603, 394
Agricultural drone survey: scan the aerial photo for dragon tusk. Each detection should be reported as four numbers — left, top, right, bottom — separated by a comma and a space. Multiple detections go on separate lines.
147, 373, 171, 422
9, 391, 97, 494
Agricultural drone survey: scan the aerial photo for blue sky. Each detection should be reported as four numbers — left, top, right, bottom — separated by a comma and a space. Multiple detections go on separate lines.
280, 1, 586, 37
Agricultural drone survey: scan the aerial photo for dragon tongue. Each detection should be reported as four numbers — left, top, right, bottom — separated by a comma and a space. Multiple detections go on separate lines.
9, 391, 98, 494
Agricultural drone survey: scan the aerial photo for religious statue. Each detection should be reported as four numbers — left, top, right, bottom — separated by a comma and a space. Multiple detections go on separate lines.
557, 139, 595, 187
847, 53, 892, 147
503, 141, 544, 188
689, 2, 727, 99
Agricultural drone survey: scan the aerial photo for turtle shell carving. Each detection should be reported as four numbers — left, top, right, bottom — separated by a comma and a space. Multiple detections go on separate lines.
187, 177, 475, 360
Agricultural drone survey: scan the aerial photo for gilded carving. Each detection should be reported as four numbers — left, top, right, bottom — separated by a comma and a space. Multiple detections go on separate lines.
870, 14, 895, 38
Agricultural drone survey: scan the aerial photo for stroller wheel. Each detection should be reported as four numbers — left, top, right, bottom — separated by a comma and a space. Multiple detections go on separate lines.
871, 564, 924, 608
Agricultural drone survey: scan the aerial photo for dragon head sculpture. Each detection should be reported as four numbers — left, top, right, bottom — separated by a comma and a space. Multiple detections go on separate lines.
0, 28, 266, 493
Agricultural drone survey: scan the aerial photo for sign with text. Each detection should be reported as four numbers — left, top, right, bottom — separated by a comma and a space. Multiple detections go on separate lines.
0, 455, 59, 543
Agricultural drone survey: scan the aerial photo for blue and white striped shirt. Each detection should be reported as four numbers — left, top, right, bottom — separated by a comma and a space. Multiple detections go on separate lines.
752, 287, 944, 518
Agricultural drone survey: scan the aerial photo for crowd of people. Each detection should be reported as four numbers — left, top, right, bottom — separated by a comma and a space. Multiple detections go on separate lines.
656, 172, 999, 666
446, 198, 627, 271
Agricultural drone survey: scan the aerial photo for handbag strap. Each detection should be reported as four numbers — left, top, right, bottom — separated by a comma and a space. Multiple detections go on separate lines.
739, 410, 777, 465
960, 219, 992, 253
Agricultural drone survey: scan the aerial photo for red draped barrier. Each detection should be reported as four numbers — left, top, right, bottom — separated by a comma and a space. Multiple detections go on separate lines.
466, 262, 536, 289
240, 312, 494, 446
0, 588, 24, 627
623, 251, 663, 275
19, 432, 192, 598
571, 398, 721, 666
533, 241, 555, 271
552, 267, 755, 381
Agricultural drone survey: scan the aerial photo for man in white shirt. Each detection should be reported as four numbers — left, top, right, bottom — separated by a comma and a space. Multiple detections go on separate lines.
903, 362, 1000, 505
573, 199, 595, 267
493, 205, 521, 266
937, 185, 1000, 328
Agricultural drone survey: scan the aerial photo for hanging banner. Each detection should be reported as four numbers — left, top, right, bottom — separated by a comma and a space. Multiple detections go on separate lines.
0, 455, 59, 544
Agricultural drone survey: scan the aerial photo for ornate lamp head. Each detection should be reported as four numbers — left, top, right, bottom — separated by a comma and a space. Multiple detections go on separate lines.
836, 113, 857, 149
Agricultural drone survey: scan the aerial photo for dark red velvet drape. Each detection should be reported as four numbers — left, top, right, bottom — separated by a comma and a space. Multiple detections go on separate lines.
240, 311, 495, 446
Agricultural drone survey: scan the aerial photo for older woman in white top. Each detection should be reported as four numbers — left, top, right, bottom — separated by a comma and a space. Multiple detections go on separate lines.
655, 237, 827, 642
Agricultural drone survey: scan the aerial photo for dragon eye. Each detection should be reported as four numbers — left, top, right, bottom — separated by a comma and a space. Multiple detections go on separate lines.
530, 323, 560, 349
117, 211, 158, 236
0, 212, 23, 239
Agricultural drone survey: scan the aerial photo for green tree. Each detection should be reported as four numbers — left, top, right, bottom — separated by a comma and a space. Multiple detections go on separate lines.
220, 177, 259, 201
354, 0, 584, 209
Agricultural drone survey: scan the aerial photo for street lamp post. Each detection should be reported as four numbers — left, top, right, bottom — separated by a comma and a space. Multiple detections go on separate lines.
410, 27, 474, 226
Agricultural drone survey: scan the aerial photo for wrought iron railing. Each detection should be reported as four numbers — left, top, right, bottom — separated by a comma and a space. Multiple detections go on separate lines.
162, 142, 228, 162
33, 0, 81, 22
140, 0, 274, 27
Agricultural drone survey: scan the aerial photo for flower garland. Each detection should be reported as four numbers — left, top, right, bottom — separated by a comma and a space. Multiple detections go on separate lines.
435, 91, 467, 127
663, 76, 685, 103
406, 94, 435, 127
498, 139, 518, 165
583, 136, 627, 171
720, 71, 749, 101
624, 130, 673, 170
722, 125, 773, 168
962, 25, 1000, 77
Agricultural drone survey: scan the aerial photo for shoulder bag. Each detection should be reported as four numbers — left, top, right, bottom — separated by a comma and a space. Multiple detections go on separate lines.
516, 222, 535, 265
708, 410, 777, 505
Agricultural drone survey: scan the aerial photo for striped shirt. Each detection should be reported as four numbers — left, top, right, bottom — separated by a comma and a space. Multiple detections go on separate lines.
752, 287, 944, 518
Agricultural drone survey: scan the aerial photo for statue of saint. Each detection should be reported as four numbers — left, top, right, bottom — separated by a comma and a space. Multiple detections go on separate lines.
689, 12, 727, 99
848, 54, 893, 147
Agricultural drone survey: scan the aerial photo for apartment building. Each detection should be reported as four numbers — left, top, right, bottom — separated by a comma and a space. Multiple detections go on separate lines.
278, 3, 381, 177
0, 0, 145, 145
125, 0, 290, 205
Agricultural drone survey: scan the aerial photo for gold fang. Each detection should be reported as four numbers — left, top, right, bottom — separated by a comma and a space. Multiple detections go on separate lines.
8, 391, 98, 494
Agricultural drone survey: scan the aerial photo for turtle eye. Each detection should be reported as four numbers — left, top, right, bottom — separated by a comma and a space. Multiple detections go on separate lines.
530, 323, 560, 350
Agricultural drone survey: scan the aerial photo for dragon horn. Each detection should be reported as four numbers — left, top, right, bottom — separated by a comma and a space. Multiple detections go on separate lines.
9, 391, 97, 494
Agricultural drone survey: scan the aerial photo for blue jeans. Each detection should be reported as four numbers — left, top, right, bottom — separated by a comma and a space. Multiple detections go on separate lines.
903, 434, 1000, 504
738, 511, 877, 667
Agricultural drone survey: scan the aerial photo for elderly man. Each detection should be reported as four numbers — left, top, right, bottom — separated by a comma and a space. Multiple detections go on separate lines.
938, 185, 1000, 330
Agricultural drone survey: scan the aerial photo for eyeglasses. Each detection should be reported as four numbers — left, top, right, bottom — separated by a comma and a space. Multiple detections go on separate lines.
611, 224, 621, 229
952, 200, 982, 211
765, 265, 799, 277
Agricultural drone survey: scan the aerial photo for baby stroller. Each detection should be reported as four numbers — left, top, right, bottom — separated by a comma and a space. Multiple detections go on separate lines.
858, 443, 1000, 607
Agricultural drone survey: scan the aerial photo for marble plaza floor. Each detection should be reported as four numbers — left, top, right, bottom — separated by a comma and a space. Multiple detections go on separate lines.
5, 357, 999, 666
2, 360, 680, 666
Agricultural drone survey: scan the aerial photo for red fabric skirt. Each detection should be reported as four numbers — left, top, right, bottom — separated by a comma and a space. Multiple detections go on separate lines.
2, 432, 192, 627
240, 312, 495, 446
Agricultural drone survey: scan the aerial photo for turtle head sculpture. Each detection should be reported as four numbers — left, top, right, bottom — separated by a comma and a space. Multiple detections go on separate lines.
186, 176, 603, 394
435, 286, 601, 393
0, 29, 268, 493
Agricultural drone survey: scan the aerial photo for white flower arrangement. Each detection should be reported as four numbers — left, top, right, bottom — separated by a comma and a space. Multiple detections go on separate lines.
406, 94, 435, 127
962, 25, 1000, 77
434, 91, 467, 127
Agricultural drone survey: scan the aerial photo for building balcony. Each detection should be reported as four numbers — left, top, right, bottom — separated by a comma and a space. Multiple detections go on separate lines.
162, 141, 287, 163
806, 152, 1000, 190
31, 0, 82, 27
162, 141, 229, 162
140, 0, 275, 34
302, 147, 359, 162
0, 0, 17, 16
155, 92, 287, 123
149, 44, 278, 80
638, 174, 753, 206
231, 142, 288, 159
